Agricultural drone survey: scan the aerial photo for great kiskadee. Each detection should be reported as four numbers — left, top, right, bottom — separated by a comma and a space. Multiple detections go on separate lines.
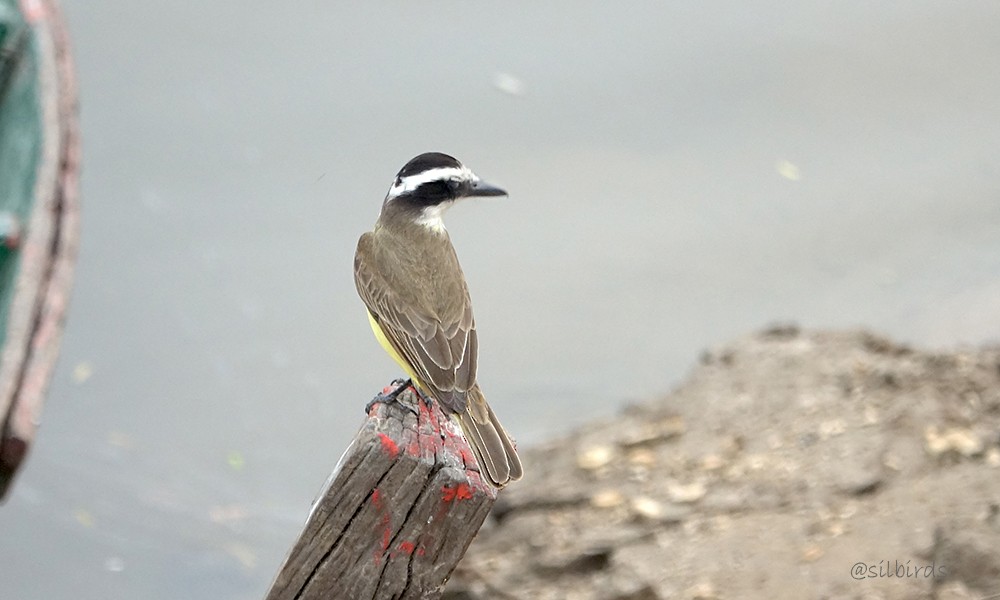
354, 152, 523, 488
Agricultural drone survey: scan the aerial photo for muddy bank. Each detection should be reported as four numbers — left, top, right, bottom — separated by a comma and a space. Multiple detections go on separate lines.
448, 327, 1000, 600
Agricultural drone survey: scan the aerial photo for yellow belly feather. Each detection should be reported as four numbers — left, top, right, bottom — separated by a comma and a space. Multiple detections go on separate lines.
367, 310, 425, 390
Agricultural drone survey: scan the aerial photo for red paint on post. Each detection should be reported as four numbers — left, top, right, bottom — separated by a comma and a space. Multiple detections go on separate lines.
370, 487, 393, 565
399, 540, 415, 555
441, 483, 473, 503
377, 432, 400, 458
381, 515, 391, 551
372, 513, 392, 566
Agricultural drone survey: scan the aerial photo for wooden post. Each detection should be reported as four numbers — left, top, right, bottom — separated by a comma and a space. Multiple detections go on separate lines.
264, 385, 498, 600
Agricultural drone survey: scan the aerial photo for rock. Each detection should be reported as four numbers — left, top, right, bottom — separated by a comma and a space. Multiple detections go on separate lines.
699, 454, 726, 471
800, 544, 824, 562
591, 489, 626, 509
578, 445, 617, 470
817, 418, 847, 439
924, 426, 984, 458
629, 495, 689, 524
685, 581, 717, 599
618, 416, 685, 449
630, 496, 663, 520
761, 323, 800, 338
627, 448, 657, 468
667, 481, 707, 504
834, 464, 883, 496
534, 546, 613, 576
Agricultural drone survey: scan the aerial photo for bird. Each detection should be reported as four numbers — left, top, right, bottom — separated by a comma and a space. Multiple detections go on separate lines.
354, 152, 523, 488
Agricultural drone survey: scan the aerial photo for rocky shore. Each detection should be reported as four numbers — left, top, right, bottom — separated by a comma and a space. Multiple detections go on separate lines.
447, 327, 1000, 600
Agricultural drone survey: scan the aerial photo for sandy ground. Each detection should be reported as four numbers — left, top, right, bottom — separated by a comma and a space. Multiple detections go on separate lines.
447, 327, 1000, 600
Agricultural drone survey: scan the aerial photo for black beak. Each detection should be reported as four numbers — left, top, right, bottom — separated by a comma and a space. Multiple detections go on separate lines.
466, 179, 507, 198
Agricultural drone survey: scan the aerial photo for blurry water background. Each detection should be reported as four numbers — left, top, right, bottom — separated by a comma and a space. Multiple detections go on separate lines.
2, 2, 999, 598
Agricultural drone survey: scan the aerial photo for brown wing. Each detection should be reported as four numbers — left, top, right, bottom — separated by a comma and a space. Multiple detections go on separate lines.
354, 232, 477, 413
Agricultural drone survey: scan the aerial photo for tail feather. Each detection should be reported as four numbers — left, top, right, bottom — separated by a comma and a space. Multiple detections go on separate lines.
455, 386, 523, 487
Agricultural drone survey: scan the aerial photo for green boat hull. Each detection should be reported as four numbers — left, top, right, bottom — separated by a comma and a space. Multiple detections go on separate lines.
0, 0, 78, 500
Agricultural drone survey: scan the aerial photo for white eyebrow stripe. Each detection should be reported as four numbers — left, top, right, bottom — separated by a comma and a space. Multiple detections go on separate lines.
387, 166, 477, 198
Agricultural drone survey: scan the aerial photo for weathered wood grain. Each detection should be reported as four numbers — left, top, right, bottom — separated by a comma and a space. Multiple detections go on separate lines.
265, 386, 498, 600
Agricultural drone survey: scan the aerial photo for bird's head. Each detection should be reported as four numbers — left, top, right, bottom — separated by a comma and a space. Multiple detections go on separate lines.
381, 152, 506, 233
